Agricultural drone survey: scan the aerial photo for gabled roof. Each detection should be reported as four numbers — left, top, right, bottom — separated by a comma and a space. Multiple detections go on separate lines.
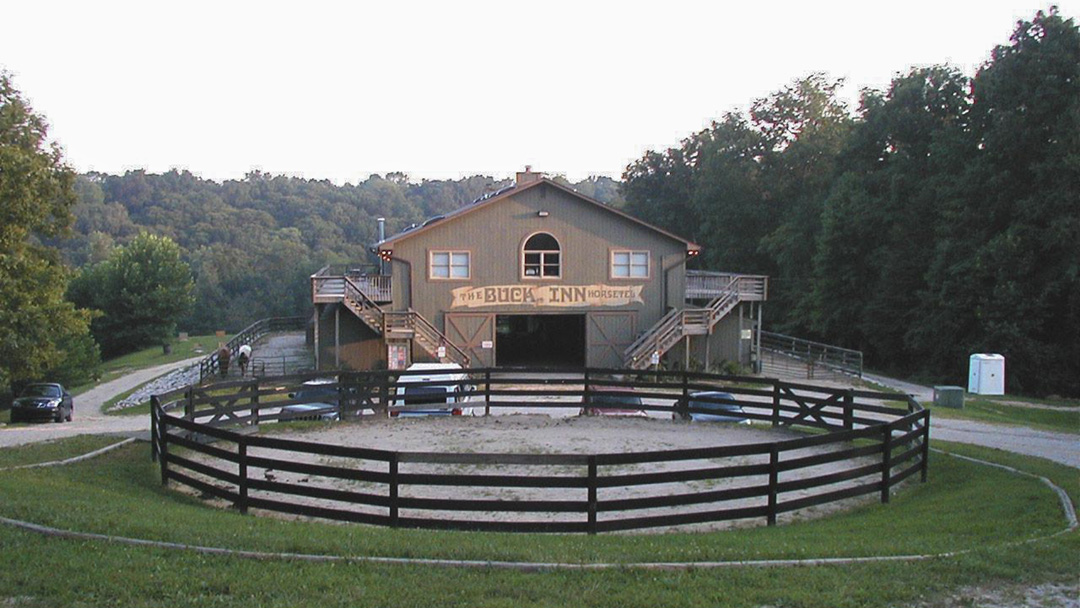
377, 177, 701, 252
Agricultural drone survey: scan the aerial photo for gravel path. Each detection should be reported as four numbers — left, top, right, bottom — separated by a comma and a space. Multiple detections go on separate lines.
861, 373, 1079, 469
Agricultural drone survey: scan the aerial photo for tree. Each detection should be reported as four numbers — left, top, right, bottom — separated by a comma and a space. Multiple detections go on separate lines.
0, 72, 98, 391
69, 232, 195, 356
914, 9, 1080, 394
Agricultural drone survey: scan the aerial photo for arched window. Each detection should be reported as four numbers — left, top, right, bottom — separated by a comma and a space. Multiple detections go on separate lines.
523, 233, 560, 278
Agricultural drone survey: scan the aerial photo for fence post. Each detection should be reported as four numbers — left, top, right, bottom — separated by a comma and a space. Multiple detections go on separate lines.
150, 395, 159, 463
587, 455, 598, 535
250, 380, 260, 426
185, 387, 194, 421
237, 439, 248, 515
389, 453, 399, 527
843, 390, 854, 430
920, 410, 930, 483
767, 446, 779, 526
771, 382, 781, 427
583, 369, 591, 409
679, 371, 690, 420
881, 421, 893, 503
484, 370, 491, 417
158, 405, 169, 487
380, 373, 390, 417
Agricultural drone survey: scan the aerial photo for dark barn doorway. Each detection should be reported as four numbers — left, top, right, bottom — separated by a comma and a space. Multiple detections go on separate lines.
495, 314, 586, 367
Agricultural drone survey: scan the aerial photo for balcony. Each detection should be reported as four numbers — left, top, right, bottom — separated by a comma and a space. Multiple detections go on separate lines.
311, 265, 392, 304
686, 270, 768, 301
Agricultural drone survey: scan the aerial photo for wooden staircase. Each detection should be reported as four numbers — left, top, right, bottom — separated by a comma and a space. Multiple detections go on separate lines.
340, 277, 470, 367
624, 275, 759, 369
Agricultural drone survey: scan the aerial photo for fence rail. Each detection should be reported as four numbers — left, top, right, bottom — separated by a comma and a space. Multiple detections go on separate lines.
152, 367, 927, 534
197, 316, 308, 382
760, 331, 864, 378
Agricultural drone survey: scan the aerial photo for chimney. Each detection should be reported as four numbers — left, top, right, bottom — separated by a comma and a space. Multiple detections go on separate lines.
377, 217, 386, 242
515, 165, 544, 185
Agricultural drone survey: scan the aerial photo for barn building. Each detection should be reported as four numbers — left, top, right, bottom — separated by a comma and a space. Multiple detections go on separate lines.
310, 169, 767, 371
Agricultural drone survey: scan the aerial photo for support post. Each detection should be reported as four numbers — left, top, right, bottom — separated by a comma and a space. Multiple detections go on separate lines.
237, 440, 248, 514
587, 456, 598, 535
150, 395, 159, 463
389, 453, 399, 527
334, 305, 340, 369
843, 390, 854, 430
678, 370, 690, 420
185, 387, 194, 421
250, 380, 260, 426
484, 370, 491, 417
920, 410, 930, 483
767, 446, 779, 526
313, 303, 321, 371
881, 422, 893, 504
158, 406, 169, 487
771, 382, 781, 427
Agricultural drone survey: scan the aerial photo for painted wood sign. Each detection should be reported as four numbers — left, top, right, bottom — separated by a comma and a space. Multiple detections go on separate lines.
450, 284, 644, 309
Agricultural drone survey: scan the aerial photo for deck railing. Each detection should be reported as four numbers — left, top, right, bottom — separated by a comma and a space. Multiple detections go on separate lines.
760, 331, 864, 378
686, 271, 768, 301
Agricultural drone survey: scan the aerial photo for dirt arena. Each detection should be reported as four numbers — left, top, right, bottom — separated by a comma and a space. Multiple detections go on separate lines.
188, 412, 889, 533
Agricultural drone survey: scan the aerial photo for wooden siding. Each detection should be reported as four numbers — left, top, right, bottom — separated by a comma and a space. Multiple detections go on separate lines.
444, 313, 496, 367
586, 312, 636, 368
385, 182, 688, 365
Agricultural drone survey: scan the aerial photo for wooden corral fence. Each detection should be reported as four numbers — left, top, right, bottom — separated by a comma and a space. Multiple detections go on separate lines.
151, 368, 929, 534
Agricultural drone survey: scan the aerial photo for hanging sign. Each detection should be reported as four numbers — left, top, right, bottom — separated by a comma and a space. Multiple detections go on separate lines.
451, 284, 644, 309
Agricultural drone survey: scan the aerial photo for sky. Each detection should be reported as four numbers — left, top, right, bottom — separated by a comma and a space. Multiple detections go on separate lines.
1, 1, 1074, 184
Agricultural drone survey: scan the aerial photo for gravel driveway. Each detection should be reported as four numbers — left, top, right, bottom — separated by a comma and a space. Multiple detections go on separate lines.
861, 373, 1078, 468
0, 358, 201, 448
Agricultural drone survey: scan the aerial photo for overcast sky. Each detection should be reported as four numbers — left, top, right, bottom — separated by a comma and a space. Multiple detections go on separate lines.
1, 1, 1073, 184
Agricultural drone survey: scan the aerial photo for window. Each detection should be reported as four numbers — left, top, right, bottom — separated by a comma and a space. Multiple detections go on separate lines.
523, 233, 560, 278
430, 251, 470, 279
611, 250, 650, 278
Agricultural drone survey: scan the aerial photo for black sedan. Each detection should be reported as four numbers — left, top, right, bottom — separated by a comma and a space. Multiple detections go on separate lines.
10, 383, 73, 423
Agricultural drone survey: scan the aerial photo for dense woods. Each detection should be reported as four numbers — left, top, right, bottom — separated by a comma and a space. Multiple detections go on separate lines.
2, 8, 1075, 397
622, 10, 1079, 395
52, 170, 624, 338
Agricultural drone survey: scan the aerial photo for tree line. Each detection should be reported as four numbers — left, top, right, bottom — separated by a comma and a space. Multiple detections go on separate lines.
1, 8, 1074, 397
622, 9, 1078, 395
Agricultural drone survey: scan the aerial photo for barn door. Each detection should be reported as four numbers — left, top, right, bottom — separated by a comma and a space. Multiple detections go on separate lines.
444, 313, 495, 367
587, 312, 636, 368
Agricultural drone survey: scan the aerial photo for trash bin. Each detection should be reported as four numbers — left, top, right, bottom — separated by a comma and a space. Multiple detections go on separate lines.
933, 386, 964, 409
968, 354, 1005, 395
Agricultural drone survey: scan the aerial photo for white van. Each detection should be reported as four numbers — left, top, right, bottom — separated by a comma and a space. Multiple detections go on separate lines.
390, 363, 473, 417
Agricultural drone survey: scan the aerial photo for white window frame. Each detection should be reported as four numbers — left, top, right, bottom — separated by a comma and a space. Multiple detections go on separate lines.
521, 233, 562, 280
610, 250, 650, 279
429, 250, 471, 280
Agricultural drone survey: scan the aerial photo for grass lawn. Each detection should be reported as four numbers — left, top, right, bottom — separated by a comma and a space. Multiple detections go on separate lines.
0, 436, 1075, 607
929, 396, 1080, 434
71, 332, 230, 395
0, 435, 128, 469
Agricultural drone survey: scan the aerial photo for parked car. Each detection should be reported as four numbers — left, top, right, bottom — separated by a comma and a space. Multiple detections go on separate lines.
677, 391, 750, 424
279, 379, 340, 422
10, 383, 73, 423
390, 363, 472, 417
580, 385, 648, 417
